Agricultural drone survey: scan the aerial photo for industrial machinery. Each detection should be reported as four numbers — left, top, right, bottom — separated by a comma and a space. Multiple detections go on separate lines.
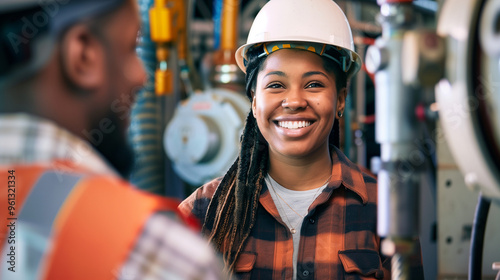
164, 88, 249, 185
160, 0, 250, 186
436, 0, 500, 279
367, 0, 500, 279
437, 0, 500, 201
131, 0, 250, 192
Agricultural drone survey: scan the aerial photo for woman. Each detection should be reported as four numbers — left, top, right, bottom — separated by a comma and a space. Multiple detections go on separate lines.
179, 0, 423, 279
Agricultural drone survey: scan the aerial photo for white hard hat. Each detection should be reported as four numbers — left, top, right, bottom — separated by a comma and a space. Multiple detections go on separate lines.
235, 0, 361, 79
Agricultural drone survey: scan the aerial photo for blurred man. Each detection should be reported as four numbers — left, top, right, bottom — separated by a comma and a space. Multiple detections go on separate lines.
0, 0, 225, 279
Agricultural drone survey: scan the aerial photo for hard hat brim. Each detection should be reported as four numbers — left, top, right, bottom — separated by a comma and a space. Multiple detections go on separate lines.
235, 39, 362, 79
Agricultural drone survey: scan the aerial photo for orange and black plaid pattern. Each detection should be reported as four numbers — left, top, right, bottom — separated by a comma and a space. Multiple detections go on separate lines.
179, 148, 424, 280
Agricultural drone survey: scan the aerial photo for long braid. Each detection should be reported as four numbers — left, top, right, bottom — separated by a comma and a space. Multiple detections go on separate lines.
202, 48, 269, 270
231, 115, 268, 267
202, 111, 268, 270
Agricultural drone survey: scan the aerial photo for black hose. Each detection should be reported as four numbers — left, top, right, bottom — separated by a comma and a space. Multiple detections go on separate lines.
469, 193, 491, 280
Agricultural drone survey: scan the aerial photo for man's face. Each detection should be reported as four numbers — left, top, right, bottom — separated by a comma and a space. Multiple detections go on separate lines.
89, 0, 145, 177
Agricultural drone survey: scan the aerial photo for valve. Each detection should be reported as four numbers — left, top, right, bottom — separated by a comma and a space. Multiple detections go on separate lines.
149, 0, 181, 95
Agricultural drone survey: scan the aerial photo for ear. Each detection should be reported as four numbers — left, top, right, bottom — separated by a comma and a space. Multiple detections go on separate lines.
59, 24, 105, 91
336, 87, 347, 119
252, 94, 257, 118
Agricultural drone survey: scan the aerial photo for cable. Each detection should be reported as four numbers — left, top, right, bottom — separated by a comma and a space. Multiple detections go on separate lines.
468, 193, 491, 280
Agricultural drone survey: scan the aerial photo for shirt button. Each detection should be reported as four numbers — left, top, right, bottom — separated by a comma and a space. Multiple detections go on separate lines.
309, 218, 315, 224
302, 270, 310, 277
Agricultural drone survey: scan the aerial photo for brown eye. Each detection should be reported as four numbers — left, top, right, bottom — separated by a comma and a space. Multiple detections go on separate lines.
266, 83, 284, 89
306, 82, 324, 88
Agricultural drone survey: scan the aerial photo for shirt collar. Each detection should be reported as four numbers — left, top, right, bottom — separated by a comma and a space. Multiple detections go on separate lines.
0, 113, 117, 176
328, 146, 369, 204
260, 146, 370, 209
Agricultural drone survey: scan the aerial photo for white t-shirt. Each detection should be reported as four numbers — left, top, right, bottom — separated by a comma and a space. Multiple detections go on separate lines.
265, 174, 328, 280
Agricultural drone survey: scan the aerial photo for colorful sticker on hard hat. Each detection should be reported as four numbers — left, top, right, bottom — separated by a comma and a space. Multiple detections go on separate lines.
252, 41, 353, 73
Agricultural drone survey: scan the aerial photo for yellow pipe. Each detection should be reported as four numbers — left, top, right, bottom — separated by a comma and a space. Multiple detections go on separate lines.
221, 0, 239, 51
150, 0, 175, 95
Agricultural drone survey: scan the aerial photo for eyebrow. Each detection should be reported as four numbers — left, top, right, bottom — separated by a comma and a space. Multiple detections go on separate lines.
302, 71, 329, 79
263, 70, 329, 79
264, 71, 287, 78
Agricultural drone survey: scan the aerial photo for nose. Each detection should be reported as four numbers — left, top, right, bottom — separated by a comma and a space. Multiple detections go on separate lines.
282, 89, 308, 111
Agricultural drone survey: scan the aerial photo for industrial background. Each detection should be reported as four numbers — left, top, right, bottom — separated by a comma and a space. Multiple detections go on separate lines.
127, 0, 500, 279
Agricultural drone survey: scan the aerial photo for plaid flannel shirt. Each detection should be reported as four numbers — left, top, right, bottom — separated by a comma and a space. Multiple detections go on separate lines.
179, 147, 425, 280
0, 114, 226, 280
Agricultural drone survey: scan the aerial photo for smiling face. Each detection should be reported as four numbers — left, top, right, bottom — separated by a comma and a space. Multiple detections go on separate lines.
252, 49, 345, 161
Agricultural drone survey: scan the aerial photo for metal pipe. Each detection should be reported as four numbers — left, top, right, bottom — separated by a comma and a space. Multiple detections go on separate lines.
220, 0, 239, 51
346, 2, 368, 167
367, 1, 422, 279
212, 0, 244, 90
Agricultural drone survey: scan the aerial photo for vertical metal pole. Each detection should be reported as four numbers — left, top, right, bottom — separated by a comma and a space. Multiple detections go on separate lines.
366, 1, 420, 279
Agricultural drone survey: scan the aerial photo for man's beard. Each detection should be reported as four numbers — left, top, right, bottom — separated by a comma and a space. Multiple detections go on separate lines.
90, 110, 135, 178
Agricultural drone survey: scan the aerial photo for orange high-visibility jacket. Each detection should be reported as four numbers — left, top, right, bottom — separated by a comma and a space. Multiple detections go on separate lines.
1, 161, 193, 279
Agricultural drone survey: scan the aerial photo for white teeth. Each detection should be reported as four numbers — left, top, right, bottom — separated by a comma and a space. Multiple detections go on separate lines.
278, 121, 311, 129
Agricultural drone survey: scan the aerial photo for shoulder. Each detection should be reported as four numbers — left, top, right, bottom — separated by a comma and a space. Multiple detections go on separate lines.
75, 175, 187, 227
80, 174, 178, 205
124, 212, 226, 279
178, 177, 222, 224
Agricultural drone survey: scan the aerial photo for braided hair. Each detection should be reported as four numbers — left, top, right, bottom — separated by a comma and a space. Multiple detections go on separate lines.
202, 45, 347, 271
